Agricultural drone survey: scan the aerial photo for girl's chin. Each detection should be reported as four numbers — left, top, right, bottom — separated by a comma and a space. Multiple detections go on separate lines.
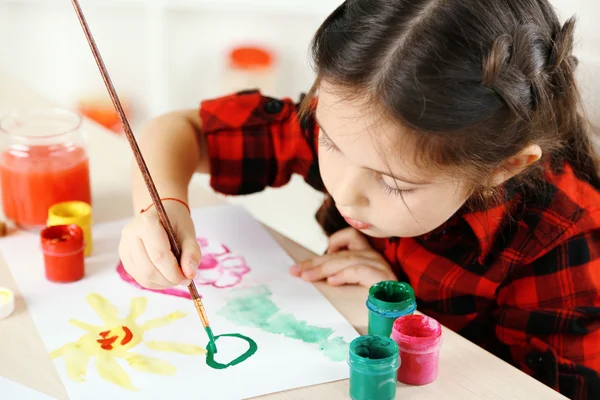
363, 226, 434, 239
359, 226, 389, 238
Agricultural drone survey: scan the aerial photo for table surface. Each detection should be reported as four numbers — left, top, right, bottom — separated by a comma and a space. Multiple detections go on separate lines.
0, 76, 567, 400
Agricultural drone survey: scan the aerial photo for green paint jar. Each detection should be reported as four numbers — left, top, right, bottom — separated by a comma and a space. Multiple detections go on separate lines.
367, 281, 416, 337
348, 335, 400, 400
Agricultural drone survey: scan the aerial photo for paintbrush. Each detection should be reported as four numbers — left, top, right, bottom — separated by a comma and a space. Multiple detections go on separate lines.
70, 0, 217, 353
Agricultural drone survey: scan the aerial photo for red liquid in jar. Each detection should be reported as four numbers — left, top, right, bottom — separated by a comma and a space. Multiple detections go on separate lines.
0, 146, 91, 229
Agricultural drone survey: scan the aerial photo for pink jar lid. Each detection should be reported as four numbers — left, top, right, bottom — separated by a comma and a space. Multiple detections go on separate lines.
229, 46, 273, 70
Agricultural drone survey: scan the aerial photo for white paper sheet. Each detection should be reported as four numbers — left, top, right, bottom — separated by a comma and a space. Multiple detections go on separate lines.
0, 205, 359, 400
0, 376, 55, 400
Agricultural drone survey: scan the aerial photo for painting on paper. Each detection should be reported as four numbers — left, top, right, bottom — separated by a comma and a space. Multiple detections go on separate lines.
116, 237, 252, 299
0, 205, 359, 399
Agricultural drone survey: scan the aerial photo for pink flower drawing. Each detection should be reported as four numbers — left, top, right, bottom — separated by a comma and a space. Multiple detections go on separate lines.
116, 237, 251, 299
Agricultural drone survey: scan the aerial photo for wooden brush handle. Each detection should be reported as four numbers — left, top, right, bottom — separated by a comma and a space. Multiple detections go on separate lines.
69, 0, 205, 302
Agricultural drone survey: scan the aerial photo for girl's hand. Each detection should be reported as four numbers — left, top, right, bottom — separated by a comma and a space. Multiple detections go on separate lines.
290, 228, 396, 287
118, 200, 202, 289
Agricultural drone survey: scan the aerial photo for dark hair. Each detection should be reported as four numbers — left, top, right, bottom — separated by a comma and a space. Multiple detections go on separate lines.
304, 0, 600, 228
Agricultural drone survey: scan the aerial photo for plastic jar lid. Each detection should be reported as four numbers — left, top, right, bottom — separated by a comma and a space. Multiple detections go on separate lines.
48, 201, 91, 221
229, 46, 273, 70
366, 280, 416, 316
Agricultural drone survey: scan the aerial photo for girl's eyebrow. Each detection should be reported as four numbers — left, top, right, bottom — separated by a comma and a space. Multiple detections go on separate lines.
316, 119, 431, 186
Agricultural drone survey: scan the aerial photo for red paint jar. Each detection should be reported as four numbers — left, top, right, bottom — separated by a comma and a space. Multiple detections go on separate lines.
40, 224, 85, 283
391, 314, 443, 385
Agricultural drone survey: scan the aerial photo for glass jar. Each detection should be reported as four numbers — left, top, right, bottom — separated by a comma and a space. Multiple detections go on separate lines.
221, 46, 277, 96
0, 108, 91, 231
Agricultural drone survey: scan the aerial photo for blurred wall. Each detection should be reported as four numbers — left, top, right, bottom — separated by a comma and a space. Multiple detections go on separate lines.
0, 0, 597, 126
0, 1, 340, 128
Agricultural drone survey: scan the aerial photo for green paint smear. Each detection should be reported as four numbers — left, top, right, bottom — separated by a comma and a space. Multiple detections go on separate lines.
205, 333, 258, 370
204, 326, 218, 354
217, 285, 349, 362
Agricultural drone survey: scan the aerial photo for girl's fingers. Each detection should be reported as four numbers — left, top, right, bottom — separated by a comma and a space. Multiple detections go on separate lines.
299, 254, 384, 282
148, 279, 179, 290
140, 218, 187, 285
292, 250, 381, 276
327, 265, 394, 287
180, 236, 202, 279
327, 228, 372, 253
290, 254, 336, 276
128, 239, 176, 289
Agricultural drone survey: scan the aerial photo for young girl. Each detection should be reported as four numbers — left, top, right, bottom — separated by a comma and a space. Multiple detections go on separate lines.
119, 0, 600, 398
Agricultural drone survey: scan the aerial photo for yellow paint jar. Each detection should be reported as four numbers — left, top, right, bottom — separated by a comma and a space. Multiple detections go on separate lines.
47, 201, 92, 257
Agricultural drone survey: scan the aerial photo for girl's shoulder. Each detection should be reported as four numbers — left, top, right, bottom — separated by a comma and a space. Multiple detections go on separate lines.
501, 162, 600, 265
542, 162, 600, 217
437, 161, 600, 269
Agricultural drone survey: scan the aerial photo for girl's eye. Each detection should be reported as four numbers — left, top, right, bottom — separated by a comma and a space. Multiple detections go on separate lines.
377, 175, 415, 197
318, 133, 337, 152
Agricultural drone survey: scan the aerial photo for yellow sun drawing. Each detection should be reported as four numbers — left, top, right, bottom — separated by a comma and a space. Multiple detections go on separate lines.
50, 293, 206, 391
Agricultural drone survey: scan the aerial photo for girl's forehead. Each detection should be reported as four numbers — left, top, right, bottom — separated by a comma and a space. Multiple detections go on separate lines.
316, 84, 407, 150
316, 82, 372, 117
317, 87, 436, 180
316, 82, 453, 183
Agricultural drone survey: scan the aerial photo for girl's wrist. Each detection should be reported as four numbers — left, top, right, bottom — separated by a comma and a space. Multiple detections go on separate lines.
140, 197, 191, 215
132, 185, 189, 214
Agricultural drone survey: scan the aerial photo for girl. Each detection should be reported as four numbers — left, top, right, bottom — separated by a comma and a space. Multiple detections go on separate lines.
119, 0, 600, 398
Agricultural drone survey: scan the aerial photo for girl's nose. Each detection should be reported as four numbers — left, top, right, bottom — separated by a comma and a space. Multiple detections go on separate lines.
331, 169, 369, 208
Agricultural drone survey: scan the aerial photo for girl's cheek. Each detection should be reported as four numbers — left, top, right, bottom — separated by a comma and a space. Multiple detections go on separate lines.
318, 153, 338, 190
373, 192, 436, 237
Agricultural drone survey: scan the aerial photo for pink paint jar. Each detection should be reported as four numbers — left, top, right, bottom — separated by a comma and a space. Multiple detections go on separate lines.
391, 314, 442, 385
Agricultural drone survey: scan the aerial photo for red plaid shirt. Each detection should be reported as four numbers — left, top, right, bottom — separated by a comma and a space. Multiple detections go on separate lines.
199, 90, 600, 399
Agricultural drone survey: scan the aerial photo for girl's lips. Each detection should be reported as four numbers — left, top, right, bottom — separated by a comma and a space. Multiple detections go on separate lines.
342, 214, 372, 230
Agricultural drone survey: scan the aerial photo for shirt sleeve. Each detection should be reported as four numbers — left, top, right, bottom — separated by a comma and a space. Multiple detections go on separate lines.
494, 231, 600, 400
199, 90, 324, 195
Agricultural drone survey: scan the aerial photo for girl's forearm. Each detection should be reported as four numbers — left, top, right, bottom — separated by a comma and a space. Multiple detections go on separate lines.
131, 110, 204, 212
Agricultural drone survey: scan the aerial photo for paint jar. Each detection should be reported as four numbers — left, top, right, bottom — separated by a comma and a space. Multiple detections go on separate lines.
0, 108, 91, 231
47, 201, 92, 257
348, 335, 400, 400
221, 46, 277, 96
367, 281, 416, 337
391, 314, 443, 385
40, 224, 85, 283
0, 287, 15, 320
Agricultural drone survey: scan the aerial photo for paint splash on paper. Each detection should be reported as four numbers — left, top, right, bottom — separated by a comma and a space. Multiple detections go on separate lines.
50, 294, 205, 391
217, 285, 349, 362
205, 333, 258, 370
116, 237, 251, 299
194, 238, 251, 288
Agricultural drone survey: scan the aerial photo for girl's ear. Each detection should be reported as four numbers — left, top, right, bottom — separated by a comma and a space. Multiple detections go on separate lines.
491, 144, 542, 187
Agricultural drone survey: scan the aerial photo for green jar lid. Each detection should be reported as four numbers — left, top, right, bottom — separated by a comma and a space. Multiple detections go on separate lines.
367, 281, 416, 316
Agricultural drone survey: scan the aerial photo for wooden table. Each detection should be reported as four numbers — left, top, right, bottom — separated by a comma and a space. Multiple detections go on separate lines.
0, 76, 567, 399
